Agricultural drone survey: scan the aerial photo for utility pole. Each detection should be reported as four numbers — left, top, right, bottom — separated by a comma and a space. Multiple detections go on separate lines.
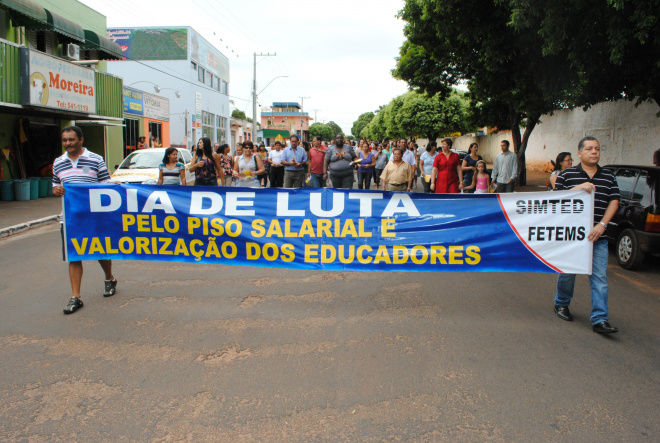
312, 109, 321, 123
252, 52, 276, 142
299, 96, 310, 141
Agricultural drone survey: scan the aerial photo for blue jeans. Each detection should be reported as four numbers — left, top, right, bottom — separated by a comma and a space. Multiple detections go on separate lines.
554, 239, 609, 324
309, 173, 325, 188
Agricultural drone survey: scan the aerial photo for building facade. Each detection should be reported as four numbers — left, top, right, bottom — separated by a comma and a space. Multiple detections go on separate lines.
106, 27, 230, 152
259, 102, 312, 144
0, 0, 124, 180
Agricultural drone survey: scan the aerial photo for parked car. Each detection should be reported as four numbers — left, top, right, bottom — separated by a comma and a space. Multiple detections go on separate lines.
603, 165, 660, 269
111, 148, 195, 185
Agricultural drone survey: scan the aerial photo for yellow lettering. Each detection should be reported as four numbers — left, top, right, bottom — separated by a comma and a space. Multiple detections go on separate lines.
222, 241, 237, 259
118, 237, 134, 253
430, 246, 447, 264
262, 243, 279, 261
151, 215, 164, 233
337, 245, 355, 264
381, 219, 396, 237
357, 245, 373, 264
373, 245, 391, 264
105, 237, 118, 254
210, 218, 224, 236
341, 219, 358, 237
284, 219, 298, 237
321, 245, 336, 263
225, 219, 242, 237
298, 219, 315, 237
88, 237, 104, 254
137, 214, 149, 232
266, 219, 283, 237
392, 245, 409, 264
136, 237, 150, 254
188, 217, 201, 234
358, 219, 372, 237
251, 219, 265, 237
70, 238, 88, 255
246, 242, 261, 259
305, 244, 319, 263
164, 216, 179, 233
158, 238, 173, 255
410, 245, 428, 264
317, 219, 332, 237
448, 246, 463, 264
281, 244, 295, 262
465, 245, 481, 265
174, 238, 189, 256
122, 214, 135, 231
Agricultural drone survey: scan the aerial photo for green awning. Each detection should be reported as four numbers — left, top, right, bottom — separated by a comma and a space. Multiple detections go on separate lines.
0, 0, 48, 27
261, 129, 290, 138
82, 29, 123, 60
42, 9, 85, 42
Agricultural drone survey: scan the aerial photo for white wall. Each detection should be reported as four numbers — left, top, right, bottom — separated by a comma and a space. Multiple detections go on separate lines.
107, 59, 230, 149
420, 99, 659, 169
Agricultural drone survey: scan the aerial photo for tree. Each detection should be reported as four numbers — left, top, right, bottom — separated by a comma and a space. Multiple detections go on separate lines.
231, 109, 248, 120
508, 0, 660, 110
309, 123, 334, 141
393, 0, 581, 185
326, 121, 344, 137
351, 112, 375, 138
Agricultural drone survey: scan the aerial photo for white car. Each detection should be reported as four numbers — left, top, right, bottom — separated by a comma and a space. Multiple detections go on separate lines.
111, 148, 195, 185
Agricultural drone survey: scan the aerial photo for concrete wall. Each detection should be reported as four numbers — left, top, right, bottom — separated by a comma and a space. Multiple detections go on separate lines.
420, 99, 660, 170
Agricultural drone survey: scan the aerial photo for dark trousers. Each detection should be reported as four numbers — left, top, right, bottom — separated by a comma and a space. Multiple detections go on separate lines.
495, 182, 515, 193
422, 176, 432, 193
270, 166, 284, 188
374, 168, 384, 186
329, 172, 354, 189
357, 172, 373, 190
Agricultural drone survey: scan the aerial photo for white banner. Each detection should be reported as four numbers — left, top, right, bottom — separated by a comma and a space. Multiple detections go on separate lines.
26, 51, 96, 114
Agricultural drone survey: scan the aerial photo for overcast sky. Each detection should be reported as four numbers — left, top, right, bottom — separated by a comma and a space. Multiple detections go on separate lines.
78, 0, 411, 135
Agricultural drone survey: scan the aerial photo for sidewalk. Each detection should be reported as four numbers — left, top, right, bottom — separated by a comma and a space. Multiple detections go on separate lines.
0, 170, 550, 238
0, 197, 61, 238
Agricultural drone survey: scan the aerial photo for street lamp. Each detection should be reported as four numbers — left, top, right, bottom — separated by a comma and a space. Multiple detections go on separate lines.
128, 81, 181, 98
252, 75, 288, 141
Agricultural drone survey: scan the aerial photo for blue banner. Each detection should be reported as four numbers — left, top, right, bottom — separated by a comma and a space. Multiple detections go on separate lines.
63, 184, 594, 273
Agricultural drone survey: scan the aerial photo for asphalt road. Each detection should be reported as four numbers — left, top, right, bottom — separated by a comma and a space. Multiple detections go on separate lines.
1, 223, 658, 443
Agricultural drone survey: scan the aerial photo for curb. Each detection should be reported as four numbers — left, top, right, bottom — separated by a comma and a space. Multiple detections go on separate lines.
0, 215, 59, 239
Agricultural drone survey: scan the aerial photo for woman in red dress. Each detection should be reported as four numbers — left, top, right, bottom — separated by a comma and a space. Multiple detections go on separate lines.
430, 138, 464, 193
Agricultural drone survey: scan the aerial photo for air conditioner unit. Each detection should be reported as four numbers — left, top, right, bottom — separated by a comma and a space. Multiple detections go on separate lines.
65, 43, 80, 61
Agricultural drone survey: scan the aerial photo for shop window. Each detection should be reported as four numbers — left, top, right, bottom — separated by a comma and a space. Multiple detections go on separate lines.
221, 80, 228, 95
205, 71, 212, 88
148, 122, 162, 147
123, 118, 139, 158
198, 67, 205, 83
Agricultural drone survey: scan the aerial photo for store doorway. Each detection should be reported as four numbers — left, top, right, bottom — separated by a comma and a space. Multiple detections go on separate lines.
123, 118, 139, 158
148, 122, 162, 147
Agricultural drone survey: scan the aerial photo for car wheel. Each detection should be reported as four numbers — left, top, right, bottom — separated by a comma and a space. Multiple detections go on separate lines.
616, 228, 646, 270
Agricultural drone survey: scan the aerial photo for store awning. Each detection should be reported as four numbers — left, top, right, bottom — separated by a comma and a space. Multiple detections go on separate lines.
260, 129, 290, 138
82, 29, 123, 60
30, 9, 85, 43
0, 0, 48, 27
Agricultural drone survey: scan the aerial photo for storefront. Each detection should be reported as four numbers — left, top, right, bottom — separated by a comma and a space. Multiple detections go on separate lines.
122, 86, 170, 157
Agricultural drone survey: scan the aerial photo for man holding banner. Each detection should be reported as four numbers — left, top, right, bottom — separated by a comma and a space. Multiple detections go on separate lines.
553, 136, 620, 334
53, 126, 118, 315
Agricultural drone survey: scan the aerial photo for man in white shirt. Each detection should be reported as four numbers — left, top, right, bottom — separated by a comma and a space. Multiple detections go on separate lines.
491, 140, 518, 193
268, 141, 285, 188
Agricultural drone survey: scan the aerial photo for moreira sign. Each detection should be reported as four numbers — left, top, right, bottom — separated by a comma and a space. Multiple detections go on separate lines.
21, 49, 96, 115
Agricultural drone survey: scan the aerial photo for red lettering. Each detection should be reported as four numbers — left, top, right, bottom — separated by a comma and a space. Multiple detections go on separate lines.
49, 72, 60, 87
73, 83, 79, 93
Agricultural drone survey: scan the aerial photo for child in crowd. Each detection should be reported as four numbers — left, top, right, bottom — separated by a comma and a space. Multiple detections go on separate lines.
466, 160, 490, 194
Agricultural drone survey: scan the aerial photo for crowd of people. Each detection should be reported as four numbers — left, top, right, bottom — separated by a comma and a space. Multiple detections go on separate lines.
160, 134, 523, 194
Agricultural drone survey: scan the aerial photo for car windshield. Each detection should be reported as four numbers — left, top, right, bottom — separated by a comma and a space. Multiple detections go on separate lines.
118, 151, 163, 169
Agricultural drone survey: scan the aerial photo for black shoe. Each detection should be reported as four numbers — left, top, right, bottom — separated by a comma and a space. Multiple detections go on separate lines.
554, 305, 573, 321
103, 278, 117, 297
63, 297, 83, 314
593, 321, 618, 334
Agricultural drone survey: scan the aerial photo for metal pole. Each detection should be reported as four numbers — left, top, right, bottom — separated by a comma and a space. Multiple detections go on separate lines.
252, 52, 276, 142
299, 96, 309, 141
